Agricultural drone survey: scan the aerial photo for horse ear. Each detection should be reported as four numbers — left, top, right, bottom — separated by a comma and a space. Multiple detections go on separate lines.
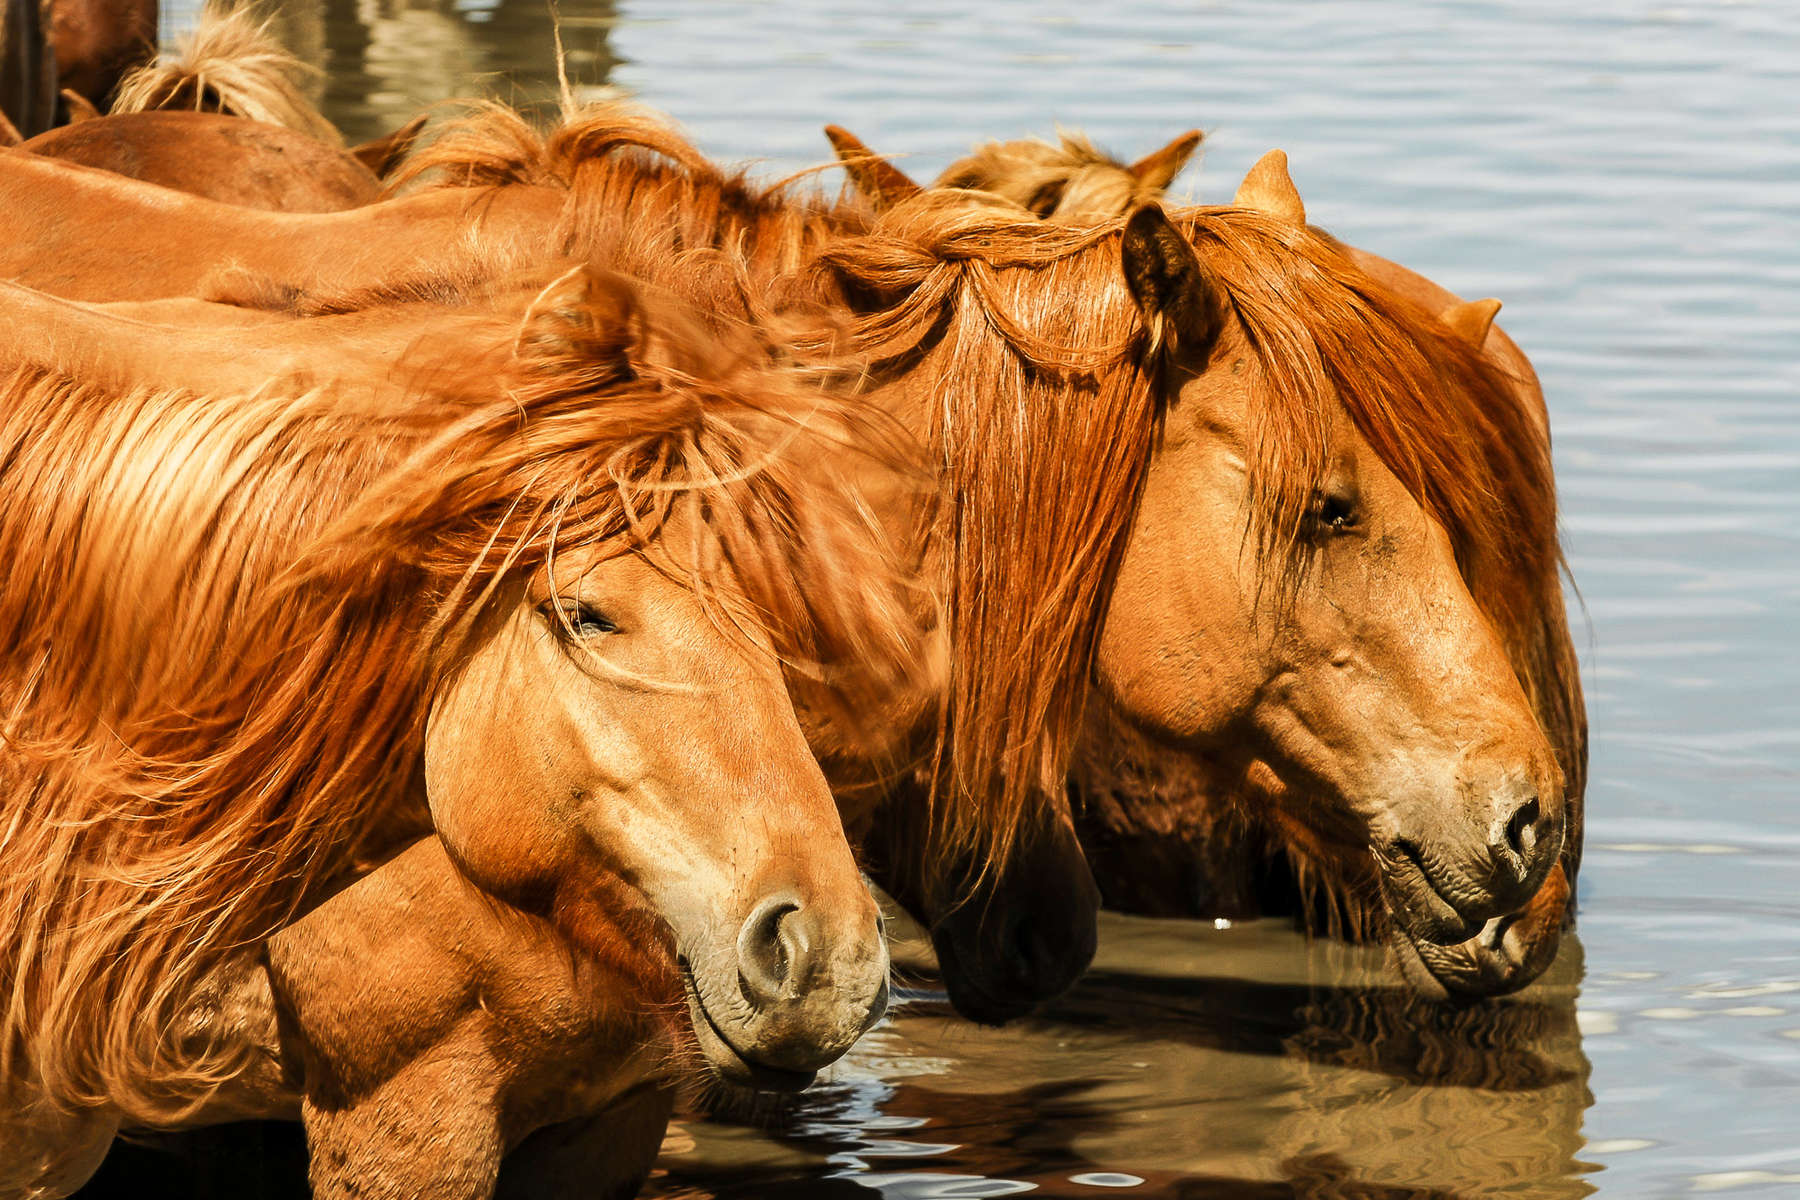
1233, 149, 1305, 224
1128, 130, 1202, 190
824, 124, 923, 210
351, 113, 429, 179
0, 109, 20, 147
60, 89, 103, 123
1121, 204, 1224, 361
1442, 297, 1501, 348
514, 265, 643, 380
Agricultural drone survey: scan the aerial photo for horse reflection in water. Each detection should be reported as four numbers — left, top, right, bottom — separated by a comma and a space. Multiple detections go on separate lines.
641, 924, 1593, 1200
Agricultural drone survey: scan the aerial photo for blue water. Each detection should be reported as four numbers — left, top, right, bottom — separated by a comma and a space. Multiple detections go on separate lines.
153, 1, 1800, 1195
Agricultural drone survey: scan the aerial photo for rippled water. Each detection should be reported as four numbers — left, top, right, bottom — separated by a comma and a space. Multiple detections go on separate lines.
120, 1, 1800, 1196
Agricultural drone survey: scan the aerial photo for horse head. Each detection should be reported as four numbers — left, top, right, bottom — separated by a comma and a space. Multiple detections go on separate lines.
1090, 166, 1570, 997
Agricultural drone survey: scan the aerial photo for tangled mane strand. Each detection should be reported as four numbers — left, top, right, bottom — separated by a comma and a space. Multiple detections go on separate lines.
0, 271, 920, 1119
812, 203, 1156, 864
812, 198, 1575, 877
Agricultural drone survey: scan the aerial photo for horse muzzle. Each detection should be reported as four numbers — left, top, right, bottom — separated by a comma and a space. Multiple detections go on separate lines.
680, 891, 890, 1090
1389, 860, 1573, 1001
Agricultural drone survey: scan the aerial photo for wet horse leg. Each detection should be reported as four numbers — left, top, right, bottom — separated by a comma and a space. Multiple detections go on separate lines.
495, 1085, 676, 1200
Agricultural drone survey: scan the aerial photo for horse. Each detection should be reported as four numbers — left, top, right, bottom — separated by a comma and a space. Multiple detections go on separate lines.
108, 2, 434, 180
0, 122, 1105, 1027
8, 831, 687, 1200
0, 263, 920, 1196
16, 110, 382, 211
0, 101, 1573, 998
45, 0, 154, 116
7, 5, 431, 213
820, 123, 1583, 996
109, 3, 341, 145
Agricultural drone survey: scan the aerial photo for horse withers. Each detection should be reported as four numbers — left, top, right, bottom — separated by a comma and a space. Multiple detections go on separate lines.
0, 265, 920, 1198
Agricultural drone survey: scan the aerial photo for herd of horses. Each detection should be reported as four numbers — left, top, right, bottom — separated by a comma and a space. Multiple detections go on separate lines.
0, 6, 1587, 1199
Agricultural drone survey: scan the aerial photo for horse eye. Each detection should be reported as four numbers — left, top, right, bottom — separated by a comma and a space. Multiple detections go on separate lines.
541, 600, 619, 638
1313, 490, 1360, 533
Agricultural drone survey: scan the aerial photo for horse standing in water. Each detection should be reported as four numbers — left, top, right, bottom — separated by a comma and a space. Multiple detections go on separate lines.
824, 123, 1584, 997
0, 102, 1574, 999
0, 265, 921, 1197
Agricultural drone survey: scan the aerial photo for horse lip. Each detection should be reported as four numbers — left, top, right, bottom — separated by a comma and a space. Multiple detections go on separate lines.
679, 961, 817, 1093
1389, 913, 1537, 1001
1376, 839, 1484, 945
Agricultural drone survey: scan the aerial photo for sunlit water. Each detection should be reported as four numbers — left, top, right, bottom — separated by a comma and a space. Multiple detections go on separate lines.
111, 1, 1800, 1196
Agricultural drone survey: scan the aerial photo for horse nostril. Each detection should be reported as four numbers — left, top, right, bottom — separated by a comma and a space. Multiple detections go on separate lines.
736, 897, 803, 1006
1505, 796, 1541, 859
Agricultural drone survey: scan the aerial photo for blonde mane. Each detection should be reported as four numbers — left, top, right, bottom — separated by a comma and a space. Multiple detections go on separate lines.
0, 274, 917, 1119
936, 130, 1175, 221
111, 3, 342, 145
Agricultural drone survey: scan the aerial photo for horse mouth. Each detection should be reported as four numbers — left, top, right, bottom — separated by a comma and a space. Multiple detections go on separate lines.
930, 935, 1038, 1028
1374, 839, 1489, 946
1389, 861, 1571, 1000
680, 962, 817, 1093
1390, 910, 1543, 1000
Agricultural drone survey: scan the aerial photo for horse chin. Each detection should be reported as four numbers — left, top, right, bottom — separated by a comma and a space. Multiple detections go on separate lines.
930, 934, 1039, 1028
1388, 889, 1566, 1001
1372, 840, 1492, 948
680, 967, 817, 1093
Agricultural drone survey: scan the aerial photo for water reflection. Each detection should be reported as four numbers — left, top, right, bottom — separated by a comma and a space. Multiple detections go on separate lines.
644, 916, 1595, 1200
168, 0, 618, 142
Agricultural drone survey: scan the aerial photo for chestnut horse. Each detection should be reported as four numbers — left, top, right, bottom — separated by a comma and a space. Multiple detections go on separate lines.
0, 103, 1572, 998
17, 110, 381, 210
109, 4, 340, 145
0, 119, 1105, 1026
11, 7, 416, 212
0, 265, 917, 1195
9, 832, 687, 1200
824, 124, 1583, 997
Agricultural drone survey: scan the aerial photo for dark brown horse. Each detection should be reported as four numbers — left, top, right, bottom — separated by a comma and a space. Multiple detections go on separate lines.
47, 0, 154, 112
1, 0, 58, 138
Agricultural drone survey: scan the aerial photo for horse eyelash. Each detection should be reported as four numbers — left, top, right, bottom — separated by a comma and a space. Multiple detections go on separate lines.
539, 599, 621, 637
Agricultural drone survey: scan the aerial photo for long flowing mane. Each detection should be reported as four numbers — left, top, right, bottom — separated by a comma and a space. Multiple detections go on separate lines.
0, 272, 918, 1119
814, 198, 1581, 894
324, 104, 1580, 882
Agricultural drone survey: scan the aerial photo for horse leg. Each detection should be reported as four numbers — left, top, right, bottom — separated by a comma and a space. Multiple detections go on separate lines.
494, 1085, 675, 1200
301, 1036, 506, 1200
1, 0, 58, 138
